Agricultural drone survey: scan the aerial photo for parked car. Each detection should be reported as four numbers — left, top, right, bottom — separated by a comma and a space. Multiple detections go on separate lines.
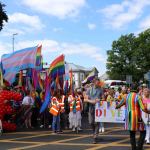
104, 80, 126, 89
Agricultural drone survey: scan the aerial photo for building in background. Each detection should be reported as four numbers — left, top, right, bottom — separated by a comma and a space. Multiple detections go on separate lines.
99, 73, 109, 81
43, 62, 98, 89
67, 63, 98, 88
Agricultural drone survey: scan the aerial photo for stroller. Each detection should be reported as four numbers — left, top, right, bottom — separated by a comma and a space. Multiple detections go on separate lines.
0, 119, 2, 136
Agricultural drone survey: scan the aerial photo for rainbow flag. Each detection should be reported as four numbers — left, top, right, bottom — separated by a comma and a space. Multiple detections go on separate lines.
36, 45, 42, 66
48, 54, 65, 78
36, 45, 43, 70
70, 68, 74, 94
37, 72, 43, 90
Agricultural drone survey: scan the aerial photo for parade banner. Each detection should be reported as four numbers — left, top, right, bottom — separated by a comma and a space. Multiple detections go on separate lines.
95, 101, 125, 123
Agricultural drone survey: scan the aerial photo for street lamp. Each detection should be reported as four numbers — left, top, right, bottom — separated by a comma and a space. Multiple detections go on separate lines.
12, 33, 18, 53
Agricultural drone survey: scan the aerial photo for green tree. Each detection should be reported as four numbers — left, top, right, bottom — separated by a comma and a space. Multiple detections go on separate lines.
136, 29, 150, 74
0, 2, 8, 31
107, 33, 141, 82
107, 29, 150, 83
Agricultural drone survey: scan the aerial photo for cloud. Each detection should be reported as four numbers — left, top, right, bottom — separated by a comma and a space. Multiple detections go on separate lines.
99, 0, 150, 29
9, 13, 45, 30
0, 39, 106, 63
88, 23, 96, 30
52, 27, 63, 32
1, 28, 25, 37
0, 12, 45, 37
22, 0, 86, 19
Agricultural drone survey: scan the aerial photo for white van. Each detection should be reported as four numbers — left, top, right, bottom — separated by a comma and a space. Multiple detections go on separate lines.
104, 80, 126, 88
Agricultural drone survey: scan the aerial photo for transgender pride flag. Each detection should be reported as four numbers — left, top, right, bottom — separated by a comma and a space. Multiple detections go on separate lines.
1, 46, 38, 84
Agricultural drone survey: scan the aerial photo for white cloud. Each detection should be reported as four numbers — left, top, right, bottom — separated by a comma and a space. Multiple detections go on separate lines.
88, 23, 96, 30
139, 16, 150, 31
0, 12, 45, 37
1, 27, 25, 37
22, 0, 86, 19
9, 13, 45, 30
0, 39, 106, 63
100, 0, 150, 29
53, 27, 63, 32
15, 40, 60, 53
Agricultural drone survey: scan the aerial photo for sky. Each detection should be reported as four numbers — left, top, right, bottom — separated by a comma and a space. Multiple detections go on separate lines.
0, 0, 150, 76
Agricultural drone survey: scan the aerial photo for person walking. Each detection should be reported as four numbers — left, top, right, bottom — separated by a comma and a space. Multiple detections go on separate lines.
84, 77, 103, 144
68, 90, 83, 133
49, 91, 61, 134
142, 88, 150, 144
116, 88, 150, 150
22, 91, 34, 128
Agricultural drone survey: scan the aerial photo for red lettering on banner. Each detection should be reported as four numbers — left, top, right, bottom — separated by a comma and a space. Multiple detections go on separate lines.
96, 109, 102, 117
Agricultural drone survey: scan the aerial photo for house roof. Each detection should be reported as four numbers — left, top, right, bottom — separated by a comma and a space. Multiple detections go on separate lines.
99, 73, 109, 80
43, 62, 99, 73
67, 62, 98, 72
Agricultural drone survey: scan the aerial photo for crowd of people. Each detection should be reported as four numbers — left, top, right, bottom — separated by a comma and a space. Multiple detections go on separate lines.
0, 79, 150, 150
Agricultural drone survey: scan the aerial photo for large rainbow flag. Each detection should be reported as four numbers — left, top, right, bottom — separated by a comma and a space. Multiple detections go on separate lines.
48, 54, 65, 79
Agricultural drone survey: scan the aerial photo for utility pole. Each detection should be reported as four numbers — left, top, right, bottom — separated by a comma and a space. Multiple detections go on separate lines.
12, 33, 18, 52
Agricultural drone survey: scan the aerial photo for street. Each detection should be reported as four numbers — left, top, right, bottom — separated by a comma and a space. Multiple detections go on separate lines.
0, 123, 150, 150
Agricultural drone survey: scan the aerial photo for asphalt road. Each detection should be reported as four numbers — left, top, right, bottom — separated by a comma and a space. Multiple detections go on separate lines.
0, 122, 150, 150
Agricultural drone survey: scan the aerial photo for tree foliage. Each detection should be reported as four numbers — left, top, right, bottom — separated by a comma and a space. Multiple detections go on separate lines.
107, 29, 150, 82
0, 2, 8, 31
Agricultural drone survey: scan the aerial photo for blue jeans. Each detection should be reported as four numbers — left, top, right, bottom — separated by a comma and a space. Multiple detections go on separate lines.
52, 115, 60, 132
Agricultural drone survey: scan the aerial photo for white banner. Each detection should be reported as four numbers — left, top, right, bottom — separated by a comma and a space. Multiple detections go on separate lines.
95, 101, 125, 123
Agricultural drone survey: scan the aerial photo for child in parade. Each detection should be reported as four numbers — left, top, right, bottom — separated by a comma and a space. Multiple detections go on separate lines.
117, 88, 127, 102
106, 88, 115, 102
68, 90, 83, 132
50, 91, 62, 134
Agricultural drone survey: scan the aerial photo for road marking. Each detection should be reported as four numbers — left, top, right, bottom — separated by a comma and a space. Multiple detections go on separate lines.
3, 126, 150, 150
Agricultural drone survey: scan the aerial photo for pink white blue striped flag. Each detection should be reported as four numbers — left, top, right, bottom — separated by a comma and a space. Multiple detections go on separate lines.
1, 46, 38, 84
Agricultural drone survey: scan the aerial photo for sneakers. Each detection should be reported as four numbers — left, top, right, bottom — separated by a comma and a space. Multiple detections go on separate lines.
77, 127, 82, 131
72, 128, 75, 132
40, 125, 44, 128
57, 130, 63, 134
146, 140, 150, 144
99, 128, 102, 133
101, 127, 105, 133
99, 127, 105, 133
93, 138, 97, 144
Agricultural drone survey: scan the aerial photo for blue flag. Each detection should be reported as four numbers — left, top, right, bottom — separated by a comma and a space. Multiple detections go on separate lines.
40, 78, 51, 113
